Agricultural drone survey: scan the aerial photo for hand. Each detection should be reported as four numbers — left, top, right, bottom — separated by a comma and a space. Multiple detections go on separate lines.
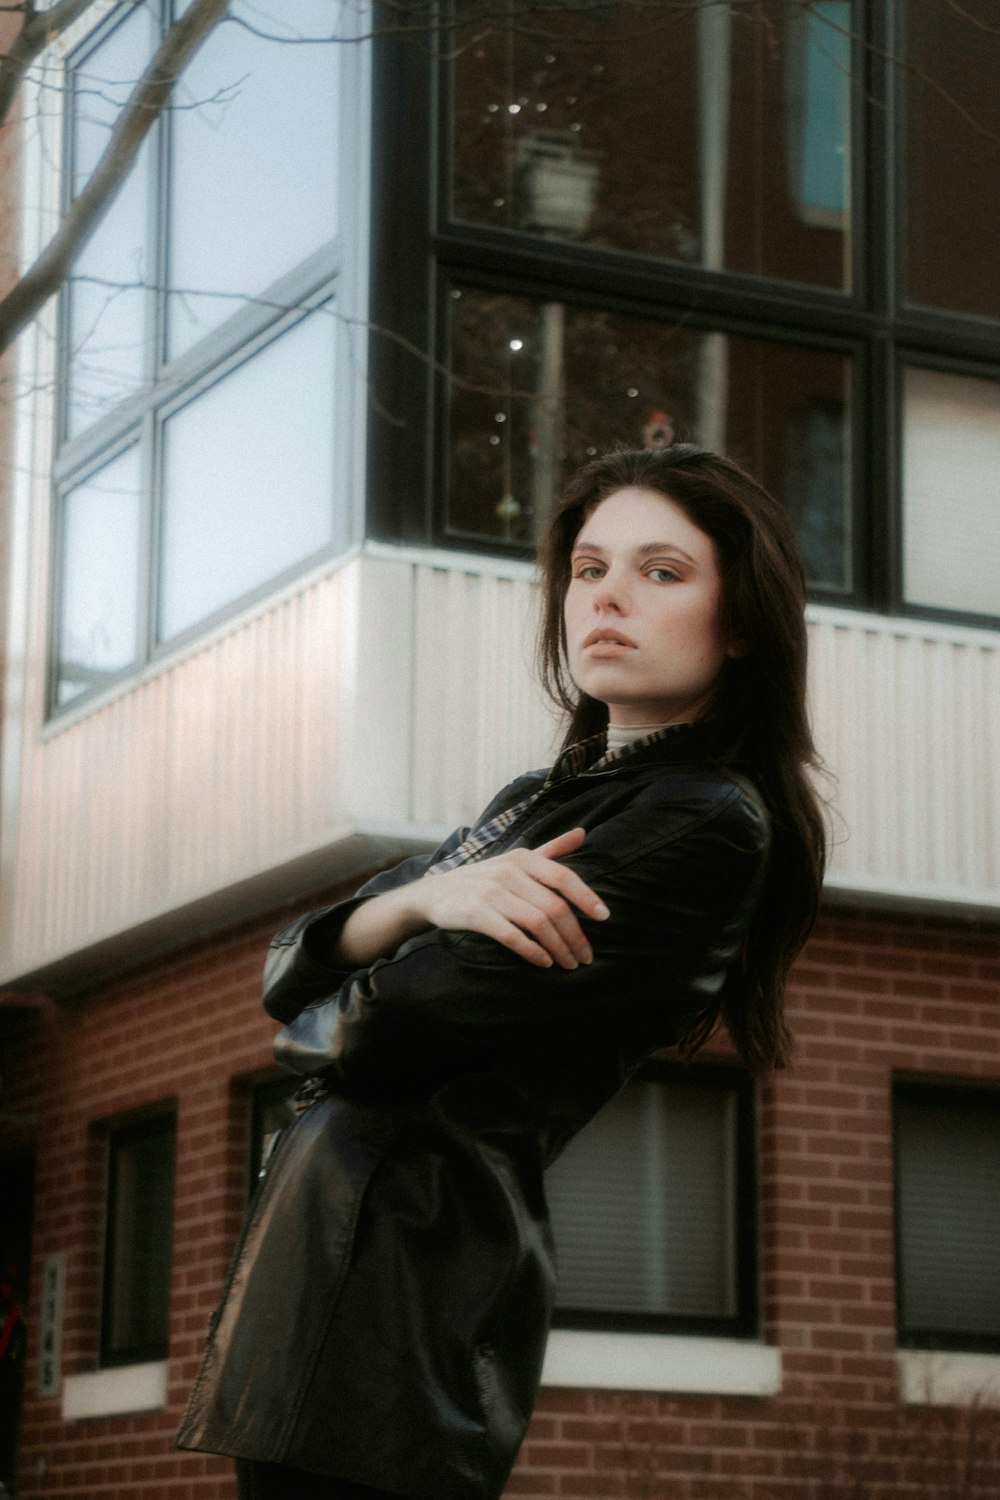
414, 827, 610, 969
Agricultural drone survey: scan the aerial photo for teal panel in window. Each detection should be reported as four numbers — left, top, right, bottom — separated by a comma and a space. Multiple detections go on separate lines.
789, 1, 850, 224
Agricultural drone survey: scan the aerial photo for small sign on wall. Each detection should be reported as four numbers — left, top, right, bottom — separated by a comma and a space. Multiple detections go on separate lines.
37, 1255, 65, 1398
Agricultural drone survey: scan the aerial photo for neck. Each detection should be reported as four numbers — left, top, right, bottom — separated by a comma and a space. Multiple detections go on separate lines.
606, 719, 682, 751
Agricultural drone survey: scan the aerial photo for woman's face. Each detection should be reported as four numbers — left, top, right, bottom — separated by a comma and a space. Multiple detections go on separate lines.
564, 485, 734, 727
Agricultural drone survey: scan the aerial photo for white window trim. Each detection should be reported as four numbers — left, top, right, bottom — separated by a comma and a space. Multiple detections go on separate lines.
898, 1350, 1000, 1410
61, 1360, 168, 1420
541, 1331, 781, 1396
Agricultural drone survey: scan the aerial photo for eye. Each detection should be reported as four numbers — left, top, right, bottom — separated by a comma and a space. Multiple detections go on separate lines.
571, 562, 605, 580
648, 565, 681, 583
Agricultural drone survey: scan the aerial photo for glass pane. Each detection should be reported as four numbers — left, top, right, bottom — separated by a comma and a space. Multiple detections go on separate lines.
167, 0, 339, 357
451, 0, 850, 290
906, 0, 1000, 319
158, 312, 338, 641
446, 286, 852, 590
106, 1124, 175, 1359
546, 1081, 737, 1318
55, 445, 143, 706
250, 1079, 298, 1195
896, 1094, 1000, 1340
902, 367, 1000, 618
65, 8, 156, 435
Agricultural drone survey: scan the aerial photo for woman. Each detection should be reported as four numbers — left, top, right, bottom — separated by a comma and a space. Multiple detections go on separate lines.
176, 445, 826, 1500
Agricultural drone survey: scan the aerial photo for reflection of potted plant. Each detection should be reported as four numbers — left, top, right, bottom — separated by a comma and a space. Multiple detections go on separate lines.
515, 129, 601, 238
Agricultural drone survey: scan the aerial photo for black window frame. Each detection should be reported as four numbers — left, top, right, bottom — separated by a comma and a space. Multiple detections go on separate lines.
99, 1110, 177, 1369
367, 0, 1000, 629
892, 1074, 1000, 1356
548, 1058, 758, 1340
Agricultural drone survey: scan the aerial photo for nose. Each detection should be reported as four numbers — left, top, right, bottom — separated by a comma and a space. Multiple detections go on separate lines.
592, 567, 630, 614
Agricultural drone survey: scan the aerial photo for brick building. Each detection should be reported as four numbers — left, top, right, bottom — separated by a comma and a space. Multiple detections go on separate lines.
1, 3, 999, 1499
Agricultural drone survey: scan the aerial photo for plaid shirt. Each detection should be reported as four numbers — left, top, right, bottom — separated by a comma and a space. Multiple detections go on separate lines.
427, 722, 695, 874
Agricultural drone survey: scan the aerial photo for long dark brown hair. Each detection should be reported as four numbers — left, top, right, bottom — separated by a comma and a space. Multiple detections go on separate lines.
537, 445, 827, 1073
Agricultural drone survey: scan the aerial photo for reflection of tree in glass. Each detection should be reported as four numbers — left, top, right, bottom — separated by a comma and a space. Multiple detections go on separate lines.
450, 0, 851, 290
451, 1, 700, 262
783, 400, 849, 593
559, 307, 700, 463
447, 286, 852, 575
447, 288, 701, 542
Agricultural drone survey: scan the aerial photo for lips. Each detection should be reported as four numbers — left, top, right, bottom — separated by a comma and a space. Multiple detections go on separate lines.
582, 627, 637, 649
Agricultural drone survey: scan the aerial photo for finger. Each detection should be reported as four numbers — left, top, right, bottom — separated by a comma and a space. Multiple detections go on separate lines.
442, 879, 580, 968
467, 906, 559, 968
503, 883, 592, 968
533, 827, 586, 859
540, 905, 593, 966
517, 850, 610, 923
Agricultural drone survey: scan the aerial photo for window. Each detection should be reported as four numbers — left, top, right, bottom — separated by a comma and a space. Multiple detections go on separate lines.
546, 1063, 757, 1336
101, 1115, 176, 1367
901, 366, 1000, 618
368, 0, 1000, 626
248, 1076, 298, 1197
449, 0, 851, 288
785, 1, 851, 230
904, 0, 1000, 321
52, 1, 352, 712
894, 1079, 1000, 1353
243, 1067, 756, 1336
447, 288, 851, 571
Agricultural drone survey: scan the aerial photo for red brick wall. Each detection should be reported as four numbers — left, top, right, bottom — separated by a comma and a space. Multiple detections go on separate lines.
4, 901, 999, 1499
511, 909, 1000, 1500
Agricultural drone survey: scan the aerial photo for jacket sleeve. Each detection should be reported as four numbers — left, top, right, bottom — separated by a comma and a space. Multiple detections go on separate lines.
263, 769, 547, 1024
268, 780, 770, 1088
262, 829, 471, 1024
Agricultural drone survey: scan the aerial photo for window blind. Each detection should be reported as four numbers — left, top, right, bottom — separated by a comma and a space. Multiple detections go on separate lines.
546, 1078, 739, 1320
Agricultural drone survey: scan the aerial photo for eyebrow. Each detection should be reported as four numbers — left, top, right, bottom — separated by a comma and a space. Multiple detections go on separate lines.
571, 539, 697, 566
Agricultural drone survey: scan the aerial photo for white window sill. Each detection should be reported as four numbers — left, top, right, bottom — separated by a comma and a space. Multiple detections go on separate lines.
898, 1350, 1000, 1409
61, 1361, 168, 1420
541, 1330, 782, 1396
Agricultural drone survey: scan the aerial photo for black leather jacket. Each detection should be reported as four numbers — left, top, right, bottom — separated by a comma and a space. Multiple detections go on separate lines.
176, 730, 769, 1500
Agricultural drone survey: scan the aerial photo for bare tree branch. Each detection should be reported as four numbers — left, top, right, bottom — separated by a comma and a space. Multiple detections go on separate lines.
0, 0, 229, 358
937, 0, 1000, 39
0, 0, 133, 130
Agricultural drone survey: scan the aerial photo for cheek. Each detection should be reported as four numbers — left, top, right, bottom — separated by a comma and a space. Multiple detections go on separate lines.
563, 588, 586, 637
655, 599, 727, 664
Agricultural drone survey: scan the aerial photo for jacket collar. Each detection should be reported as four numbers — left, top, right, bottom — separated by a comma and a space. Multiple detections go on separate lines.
548, 721, 712, 786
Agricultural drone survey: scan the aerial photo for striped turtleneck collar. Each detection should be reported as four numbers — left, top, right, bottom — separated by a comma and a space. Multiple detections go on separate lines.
605, 720, 691, 754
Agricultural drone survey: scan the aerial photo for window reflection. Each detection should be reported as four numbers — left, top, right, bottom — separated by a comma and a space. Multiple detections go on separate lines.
895, 1084, 1000, 1348
65, 8, 156, 436
903, 367, 1000, 618
446, 286, 851, 592
158, 313, 338, 642
102, 1118, 175, 1365
547, 1078, 740, 1321
167, 0, 339, 357
52, 3, 348, 711
783, 401, 851, 592
785, 1, 850, 229
55, 445, 142, 706
906, 0, 1000, 319
451, 0, 851, 290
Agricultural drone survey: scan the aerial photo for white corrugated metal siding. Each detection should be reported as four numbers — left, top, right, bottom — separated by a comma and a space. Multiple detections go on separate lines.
1, 552, 997, 987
